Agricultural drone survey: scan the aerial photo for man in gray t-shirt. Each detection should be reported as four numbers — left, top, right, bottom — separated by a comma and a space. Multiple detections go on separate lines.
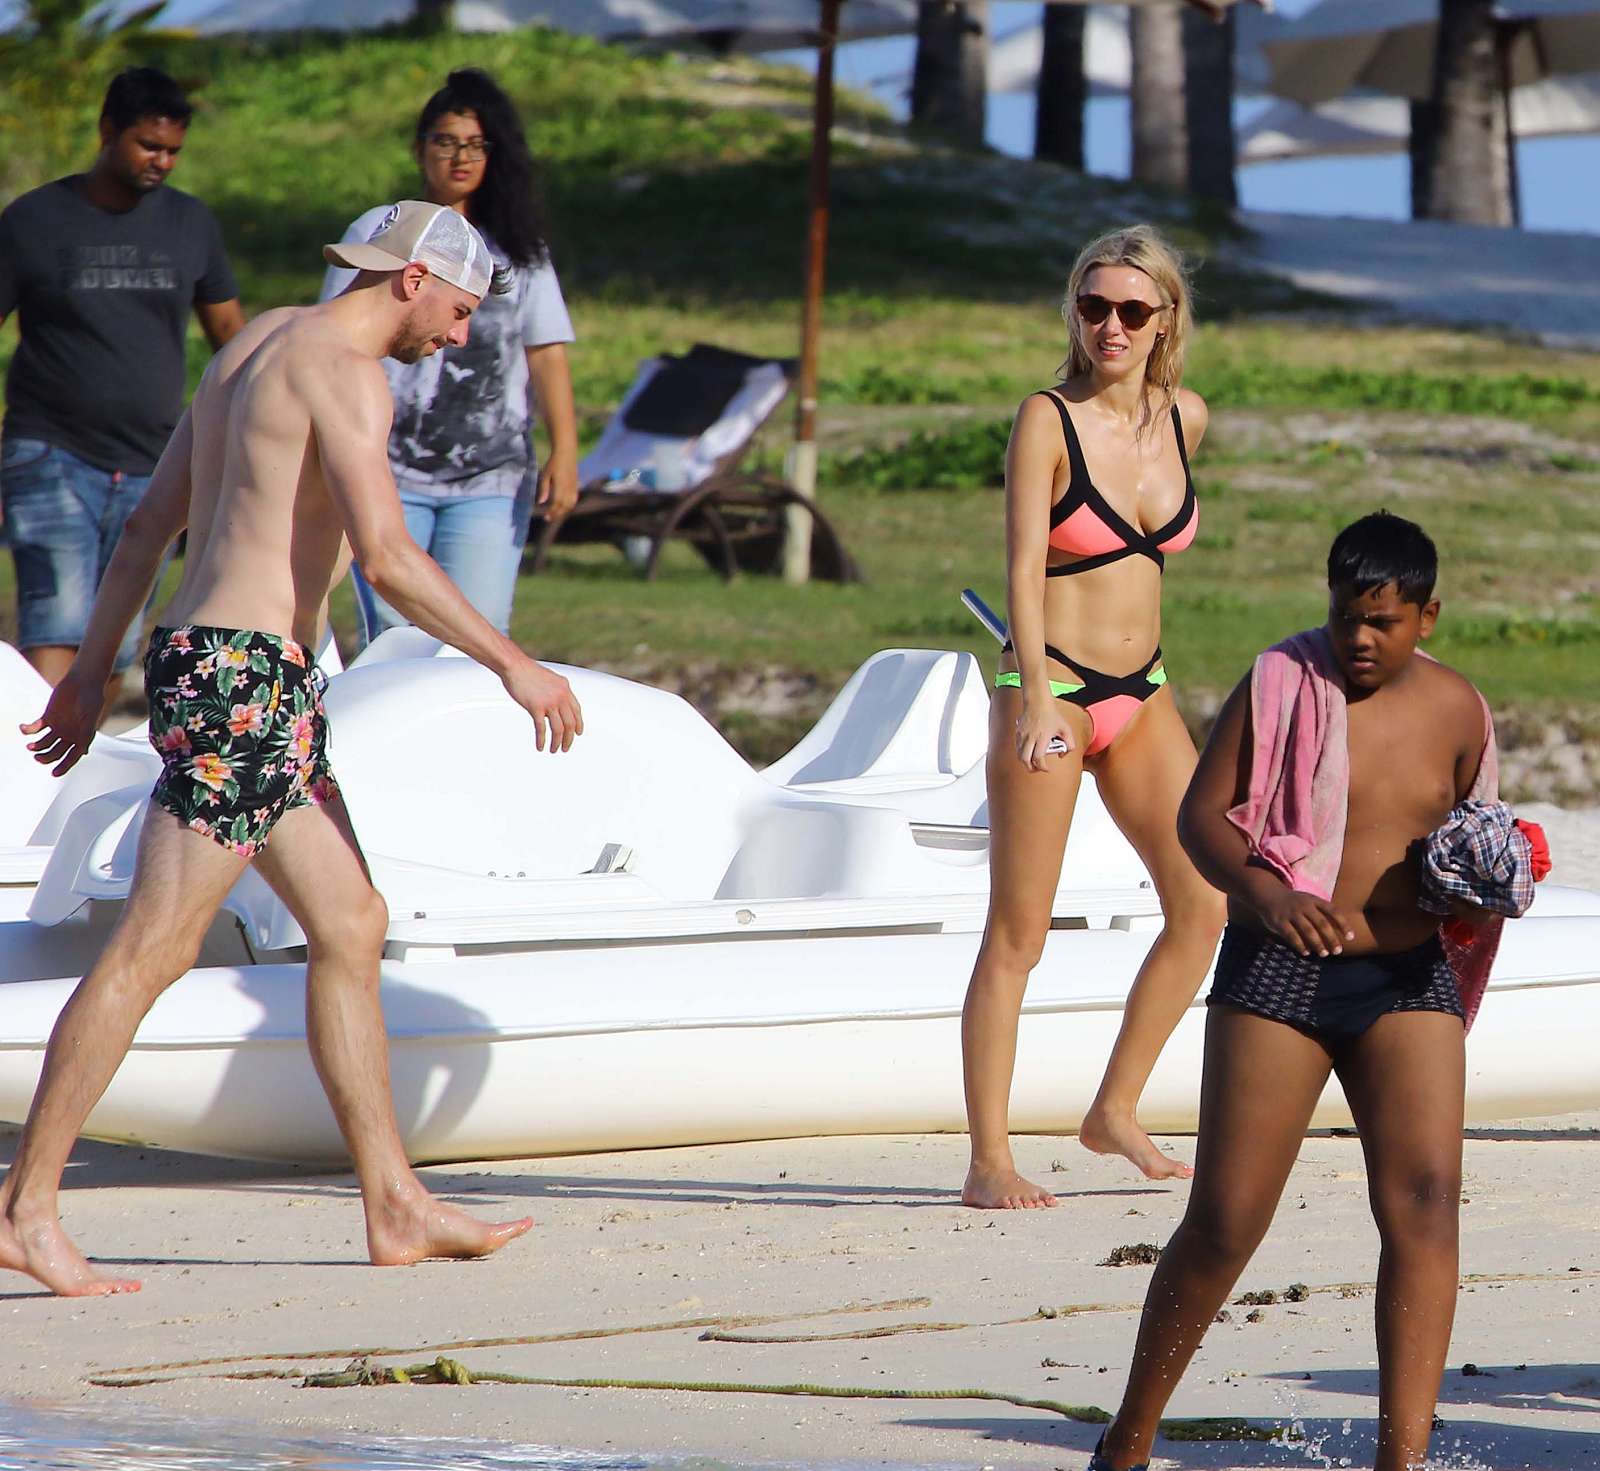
0, 66, 244, 690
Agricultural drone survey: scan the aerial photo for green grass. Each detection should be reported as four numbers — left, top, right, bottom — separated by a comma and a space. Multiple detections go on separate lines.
823, 419, 1013, 490
3, 417, 1596, 764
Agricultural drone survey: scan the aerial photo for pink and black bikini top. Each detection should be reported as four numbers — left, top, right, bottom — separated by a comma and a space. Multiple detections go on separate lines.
1039, 390, 1198, 577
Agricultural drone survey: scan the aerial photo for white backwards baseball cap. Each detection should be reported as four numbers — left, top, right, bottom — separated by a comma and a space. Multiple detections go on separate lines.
323, 200, 497, 299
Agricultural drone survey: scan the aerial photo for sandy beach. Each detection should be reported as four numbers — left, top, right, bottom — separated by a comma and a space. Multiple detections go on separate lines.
3, 815, 1596, 1469
1, 1121, 1596, 1468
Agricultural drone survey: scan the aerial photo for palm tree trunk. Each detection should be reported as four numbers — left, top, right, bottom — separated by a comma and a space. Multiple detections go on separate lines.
1183, 5, 1236, 205
1408, 99, 1438, 219
1130, 2, 1188, 190
413, 0, 452, 31
911, 1, 990, 148
1034, 2, 1087, 169
1420, 0, 1512, 226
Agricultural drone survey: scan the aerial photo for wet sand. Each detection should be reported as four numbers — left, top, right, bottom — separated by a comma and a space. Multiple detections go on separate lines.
1, 1114, 1596, 1470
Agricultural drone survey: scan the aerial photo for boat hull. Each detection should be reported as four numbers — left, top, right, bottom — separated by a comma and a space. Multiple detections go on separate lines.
1, 919, 1596, 1163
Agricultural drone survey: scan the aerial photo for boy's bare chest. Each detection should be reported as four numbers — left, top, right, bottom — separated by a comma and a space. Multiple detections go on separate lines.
1345, 695, 1460, 839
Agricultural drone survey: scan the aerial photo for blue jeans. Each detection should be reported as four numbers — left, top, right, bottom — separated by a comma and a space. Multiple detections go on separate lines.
352, 483, 531, 650
1, 436, 153, 671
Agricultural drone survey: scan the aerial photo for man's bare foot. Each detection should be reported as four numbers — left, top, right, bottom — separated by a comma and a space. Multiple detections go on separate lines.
0, 1209, 142, 1296
367, 1193, 533, 1266
1079, 1103, 1194, 1181
961, 1163, 1058, 1210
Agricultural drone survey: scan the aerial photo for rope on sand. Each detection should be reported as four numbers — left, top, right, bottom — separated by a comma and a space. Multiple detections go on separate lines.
91, 1356, 1292, 1443
94, 1354, 1115, 1424
95, 1296, 932, 1376
701, 1299, 1143, 1343
700, 1268, 1600, 1344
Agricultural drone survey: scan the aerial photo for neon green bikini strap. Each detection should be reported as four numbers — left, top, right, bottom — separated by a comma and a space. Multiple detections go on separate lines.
994, 671, 1086, 697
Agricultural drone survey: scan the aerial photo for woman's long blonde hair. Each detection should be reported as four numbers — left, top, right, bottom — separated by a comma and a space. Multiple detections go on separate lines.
1059, 223, 1193, 438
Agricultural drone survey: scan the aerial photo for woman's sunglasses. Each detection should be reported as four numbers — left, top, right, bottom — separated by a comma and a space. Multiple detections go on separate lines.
1075, 294, 1169, 332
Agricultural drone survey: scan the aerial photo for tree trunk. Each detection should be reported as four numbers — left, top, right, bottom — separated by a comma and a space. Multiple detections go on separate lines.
1420, 0, 1512, 226
1183, 6, 1236, 205
911, 1, 990, 148
1034, 2, 1087, 169
1408, 99, 1439, 219
1130, 2, 1188, 191
413, 0, 453, 31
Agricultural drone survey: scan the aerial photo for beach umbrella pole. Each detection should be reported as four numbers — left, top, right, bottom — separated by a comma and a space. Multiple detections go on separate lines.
783, 0, 841, 585
1497, 20, 1524, 227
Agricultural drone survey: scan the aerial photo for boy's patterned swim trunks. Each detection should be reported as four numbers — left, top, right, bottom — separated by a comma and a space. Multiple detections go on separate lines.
145, 625, 339, 857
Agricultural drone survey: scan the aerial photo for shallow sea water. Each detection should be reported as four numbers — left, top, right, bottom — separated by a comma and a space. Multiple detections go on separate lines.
0, 1401, 792, 1471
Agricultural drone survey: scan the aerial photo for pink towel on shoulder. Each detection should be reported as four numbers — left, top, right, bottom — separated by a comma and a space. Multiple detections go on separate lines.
1224, 627, 1501, 1030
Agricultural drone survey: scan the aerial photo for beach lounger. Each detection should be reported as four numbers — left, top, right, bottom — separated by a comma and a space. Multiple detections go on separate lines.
529, 342, 858, 582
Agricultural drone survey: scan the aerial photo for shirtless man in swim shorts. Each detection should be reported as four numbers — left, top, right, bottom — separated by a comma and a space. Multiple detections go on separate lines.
1, 201, 582, 1297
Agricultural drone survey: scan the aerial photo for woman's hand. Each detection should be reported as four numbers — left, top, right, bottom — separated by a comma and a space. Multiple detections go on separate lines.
1014, 699, 1077, 771
537, 443, 579, 520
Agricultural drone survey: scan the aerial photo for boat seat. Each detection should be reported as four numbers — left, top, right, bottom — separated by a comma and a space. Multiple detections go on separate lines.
763, 648, 989, 789
347, 626, 462, 668
326, 656, 776, 904
0, 642, 58, 846
0, 640, 162, 851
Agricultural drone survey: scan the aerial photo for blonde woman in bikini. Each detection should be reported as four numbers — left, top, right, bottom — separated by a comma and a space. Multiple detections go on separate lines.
962, 225, 1226, 1208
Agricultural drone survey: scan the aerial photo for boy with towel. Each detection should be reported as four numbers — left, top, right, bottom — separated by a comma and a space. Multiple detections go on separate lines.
1089, 512, 1540, 1471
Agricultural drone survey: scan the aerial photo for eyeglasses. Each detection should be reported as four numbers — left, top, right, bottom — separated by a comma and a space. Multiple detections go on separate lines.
1075, 294, 1169, 332
425, 133, 492, 161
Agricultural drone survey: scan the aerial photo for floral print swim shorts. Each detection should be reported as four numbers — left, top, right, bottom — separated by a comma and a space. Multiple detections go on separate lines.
145, 625, 340, 857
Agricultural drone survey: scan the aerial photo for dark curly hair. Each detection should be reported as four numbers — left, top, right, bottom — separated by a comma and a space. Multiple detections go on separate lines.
102, 67, 193, 133
415, 68, 547, 269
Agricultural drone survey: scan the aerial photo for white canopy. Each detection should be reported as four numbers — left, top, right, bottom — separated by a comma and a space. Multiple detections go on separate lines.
623, 0, 916, 52
1240, 74, 1600, 163
1263, 0, 1600, 106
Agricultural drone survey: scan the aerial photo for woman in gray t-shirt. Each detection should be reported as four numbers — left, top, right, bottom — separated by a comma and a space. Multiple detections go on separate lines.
320, 68, 577, 646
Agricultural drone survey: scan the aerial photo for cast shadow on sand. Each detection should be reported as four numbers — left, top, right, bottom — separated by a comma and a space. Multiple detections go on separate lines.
899, 1407, 1600, 1467
1461, 1126, 1600, 1142
460, 1171, 1172, 1211
3, 1123, 1177, 1214
1269, 1362, 1600, 1416
0, 1126, 303, 1191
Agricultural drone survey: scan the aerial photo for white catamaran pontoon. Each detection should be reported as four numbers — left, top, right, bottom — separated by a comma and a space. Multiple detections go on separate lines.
2, 637, 1597, 1163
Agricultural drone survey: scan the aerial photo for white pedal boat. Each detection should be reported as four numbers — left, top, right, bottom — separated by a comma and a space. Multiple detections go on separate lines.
1, 641, 1598, 1164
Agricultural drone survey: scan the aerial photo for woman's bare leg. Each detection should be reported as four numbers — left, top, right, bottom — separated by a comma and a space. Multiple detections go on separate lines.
1079, 688, 1226, 1178
961, 688, 1091, 1209
1335, 1010, 1466, 1471
1096, 1005, 1332, 1468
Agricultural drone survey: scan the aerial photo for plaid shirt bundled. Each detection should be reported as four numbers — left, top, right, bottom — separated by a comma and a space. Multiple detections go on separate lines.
1419, 799, 1536, 919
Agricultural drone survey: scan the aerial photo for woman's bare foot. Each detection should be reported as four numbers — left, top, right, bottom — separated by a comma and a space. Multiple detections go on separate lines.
1079, 1102, 1194, 1180
961, 1163, 1058, 1209
0, 1209, 142, 1297
366, 1192, 533, 1266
